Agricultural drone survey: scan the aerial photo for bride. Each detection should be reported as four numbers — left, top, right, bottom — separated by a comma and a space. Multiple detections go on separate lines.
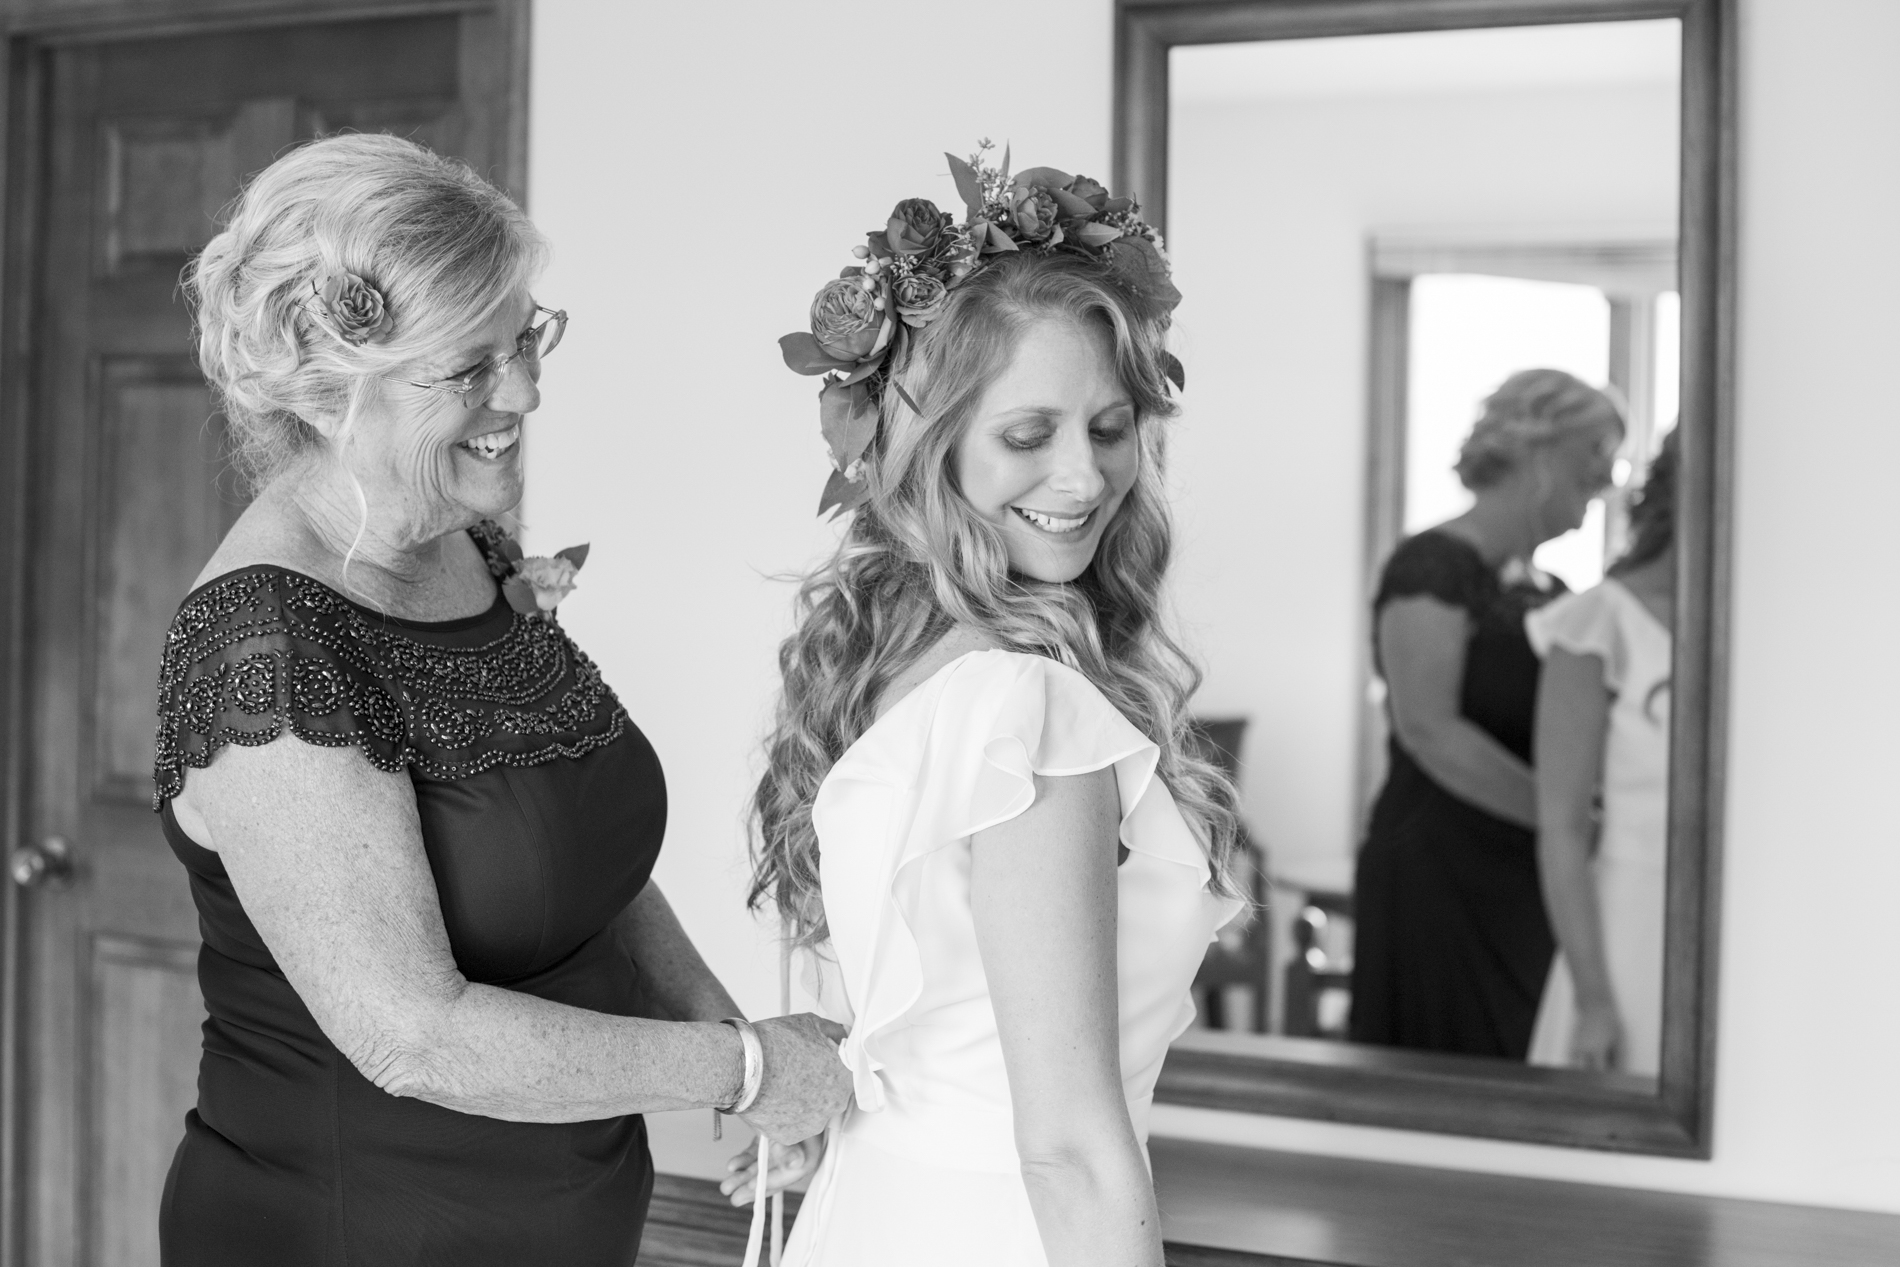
731, 148, 1243, 1267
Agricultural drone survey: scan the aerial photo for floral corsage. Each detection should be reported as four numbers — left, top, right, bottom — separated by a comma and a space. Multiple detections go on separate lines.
470, 521, 590, 619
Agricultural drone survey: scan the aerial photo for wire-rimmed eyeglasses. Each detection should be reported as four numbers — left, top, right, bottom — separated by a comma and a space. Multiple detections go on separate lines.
393, 306, 567, 408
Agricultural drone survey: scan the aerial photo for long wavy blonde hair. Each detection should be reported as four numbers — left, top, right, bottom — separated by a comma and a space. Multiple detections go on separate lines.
751, 250, 1241, 944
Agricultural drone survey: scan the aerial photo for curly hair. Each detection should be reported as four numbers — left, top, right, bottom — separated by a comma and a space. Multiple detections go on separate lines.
1454, 368, 1626, 491
184, 132, 546, 490
750, 250, 1241, 945
1610, 425, 1680, 575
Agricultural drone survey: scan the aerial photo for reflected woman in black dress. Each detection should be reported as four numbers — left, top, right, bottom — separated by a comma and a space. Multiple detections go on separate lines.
1349, 369, 1624, 1059
155, 135, 852, 1265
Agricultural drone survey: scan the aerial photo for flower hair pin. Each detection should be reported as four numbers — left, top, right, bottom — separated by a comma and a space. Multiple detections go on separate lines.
779, 140, 1184, 518
469, 521, 590, 619
307, 270, 395, 347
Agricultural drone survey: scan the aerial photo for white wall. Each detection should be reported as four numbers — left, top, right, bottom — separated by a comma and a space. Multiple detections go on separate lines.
1168, 83, 1677, 891
528, 0, 1900, 1216
523, 0, 1111, 1176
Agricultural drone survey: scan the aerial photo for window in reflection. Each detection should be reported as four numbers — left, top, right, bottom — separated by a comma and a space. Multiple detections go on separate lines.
1405, 273, 1613, 586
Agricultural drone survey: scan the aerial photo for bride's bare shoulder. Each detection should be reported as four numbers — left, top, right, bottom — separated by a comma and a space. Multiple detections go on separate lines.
872, 626, 1003, 722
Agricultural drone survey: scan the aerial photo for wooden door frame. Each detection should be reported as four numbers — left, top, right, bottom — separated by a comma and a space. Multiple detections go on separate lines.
1118, 0, 1736, 1157
0, 4, 529, 1261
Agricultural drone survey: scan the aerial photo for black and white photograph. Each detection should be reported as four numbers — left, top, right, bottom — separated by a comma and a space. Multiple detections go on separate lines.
0, 1, 1894, 1265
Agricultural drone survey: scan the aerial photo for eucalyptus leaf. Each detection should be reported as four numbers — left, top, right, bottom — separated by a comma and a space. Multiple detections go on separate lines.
1074, 222, 1123, 247
554, 543, 590, 569
1110, 237, 1182, 310
891, 380, 926, 418
946, 153, 985, 216
976, 221, 1018, 254
502, 577, 541, 616
837, 354, 886, 387
780, 332, 852, 375
1050, 188, 1097, 218
1162, 351, 1186, 393
818, 466, 870, 519
819, 379, 878, 467
1013, 166, 1074, 193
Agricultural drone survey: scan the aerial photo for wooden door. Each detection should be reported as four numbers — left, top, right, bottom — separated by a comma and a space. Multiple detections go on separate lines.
0, 9, 525, 1265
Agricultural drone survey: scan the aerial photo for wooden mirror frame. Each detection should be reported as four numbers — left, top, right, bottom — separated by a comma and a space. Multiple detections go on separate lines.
1120, 0, 1735, 1155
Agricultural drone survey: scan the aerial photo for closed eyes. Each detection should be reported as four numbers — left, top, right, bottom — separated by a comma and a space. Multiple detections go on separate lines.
998, 408, 1135, 452
446, 320, 541, 384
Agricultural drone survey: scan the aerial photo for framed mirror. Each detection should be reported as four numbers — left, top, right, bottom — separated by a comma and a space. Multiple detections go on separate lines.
1121, 0, 1734, 1155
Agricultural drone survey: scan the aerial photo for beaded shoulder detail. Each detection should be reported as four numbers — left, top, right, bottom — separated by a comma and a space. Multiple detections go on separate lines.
152, 556, 627, 809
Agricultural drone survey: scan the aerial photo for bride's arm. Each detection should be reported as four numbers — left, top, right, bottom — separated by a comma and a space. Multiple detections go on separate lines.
971, 768, 1163, 1267
1534, 647, 1622, 1068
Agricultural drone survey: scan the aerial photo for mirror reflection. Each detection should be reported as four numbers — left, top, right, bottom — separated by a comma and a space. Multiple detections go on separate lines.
1168, 20, 1682, 1084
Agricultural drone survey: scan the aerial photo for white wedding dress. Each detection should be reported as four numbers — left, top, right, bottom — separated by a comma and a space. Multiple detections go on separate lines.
1525, 578, 1672, 1076
782, 650, 1239, 1266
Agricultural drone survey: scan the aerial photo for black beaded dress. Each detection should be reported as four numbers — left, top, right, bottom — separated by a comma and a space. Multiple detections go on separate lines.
1348, 530, 1562, 1059
154, 524, 665, 1266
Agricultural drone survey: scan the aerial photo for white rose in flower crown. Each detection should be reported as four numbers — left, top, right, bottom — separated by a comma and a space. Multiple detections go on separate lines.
501, 544, 590, 617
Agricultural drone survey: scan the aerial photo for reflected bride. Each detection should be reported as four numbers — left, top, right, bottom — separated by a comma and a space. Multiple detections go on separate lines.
1528, 428, 1679, 1076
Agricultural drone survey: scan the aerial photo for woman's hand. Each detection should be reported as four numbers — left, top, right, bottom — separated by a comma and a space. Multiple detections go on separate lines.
719, 1133, 827, 1207
734, 1013, 852, 1144
1379, 595, 1538, 827
1570, 1000, 1623, 1071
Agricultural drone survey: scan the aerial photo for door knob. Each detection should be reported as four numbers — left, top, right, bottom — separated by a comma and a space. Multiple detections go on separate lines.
9, 836, 73, 889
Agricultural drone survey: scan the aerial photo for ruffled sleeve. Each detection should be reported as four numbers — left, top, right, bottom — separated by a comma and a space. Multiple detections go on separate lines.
1525, 584, 1628, 693
815, 649, 1205, 1113
153, 569, 411, 808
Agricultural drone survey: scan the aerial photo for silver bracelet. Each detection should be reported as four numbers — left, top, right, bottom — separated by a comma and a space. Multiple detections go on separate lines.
716, 1017, 764, 1115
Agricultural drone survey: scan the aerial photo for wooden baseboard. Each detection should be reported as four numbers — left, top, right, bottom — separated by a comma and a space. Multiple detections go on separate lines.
640, 1174, 804, 1266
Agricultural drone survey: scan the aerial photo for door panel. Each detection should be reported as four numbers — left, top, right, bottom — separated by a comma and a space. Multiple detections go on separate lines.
97, 99, 297, 275
84, 936, 199, 1267
5, 9, 525, 1265
89, 358, 231, 806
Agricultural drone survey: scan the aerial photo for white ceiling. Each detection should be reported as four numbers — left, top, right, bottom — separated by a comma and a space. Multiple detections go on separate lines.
1171, 20, 1681, 104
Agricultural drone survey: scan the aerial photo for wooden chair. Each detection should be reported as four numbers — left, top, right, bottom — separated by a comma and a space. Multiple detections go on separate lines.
1281, 887, 1354, 1040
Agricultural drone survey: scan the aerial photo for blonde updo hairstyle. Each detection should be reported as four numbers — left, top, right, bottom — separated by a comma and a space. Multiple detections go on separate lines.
186, 132, 547, 490
751, 250, 1242, 944
1454, 367, 1626, 491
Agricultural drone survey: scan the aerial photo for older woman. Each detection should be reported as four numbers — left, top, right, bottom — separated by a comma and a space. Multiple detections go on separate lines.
1348, 368, 1623, 1059
155, 134, 851, 1265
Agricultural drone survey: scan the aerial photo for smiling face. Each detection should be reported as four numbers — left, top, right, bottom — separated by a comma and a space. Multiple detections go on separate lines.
952, 317, 1141, 583
339, 288, 542, 542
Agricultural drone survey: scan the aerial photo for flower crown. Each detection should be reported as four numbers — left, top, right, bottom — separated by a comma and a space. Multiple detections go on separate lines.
779, 141, 1184, 518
